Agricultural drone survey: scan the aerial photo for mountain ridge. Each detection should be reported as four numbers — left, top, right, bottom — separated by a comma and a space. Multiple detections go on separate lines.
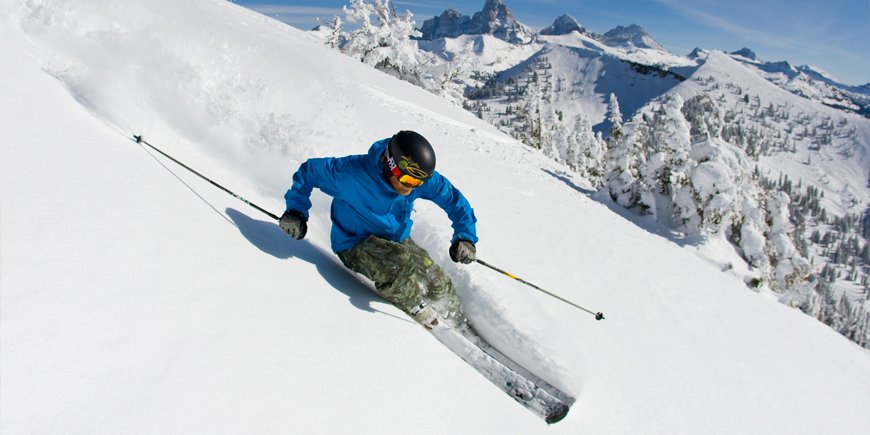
416, 1, 867, 116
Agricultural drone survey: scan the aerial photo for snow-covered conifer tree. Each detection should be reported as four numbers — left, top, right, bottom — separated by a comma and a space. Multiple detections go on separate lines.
740, 200, 771, 279
427, 42, 474, 105
681, 94, 722, 141
322, 16, 344, 49
519, 81, 545, 149
607, 93, 623, 140
683, 140, 744, 235
540, 109, 560, 159
632, 94, 693, 219
568, 115, 605, 186
585, 131, 607, 187
604, 117, 645, 208
342, 0, 422, 79
766, 191, 811, 291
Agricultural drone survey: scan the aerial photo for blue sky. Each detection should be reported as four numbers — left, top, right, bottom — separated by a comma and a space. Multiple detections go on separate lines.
234, 0, 869, 85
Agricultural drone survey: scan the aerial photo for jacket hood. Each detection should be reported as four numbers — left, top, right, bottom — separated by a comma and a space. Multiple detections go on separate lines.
366, 137, 394, 192
367, 138, 390, 169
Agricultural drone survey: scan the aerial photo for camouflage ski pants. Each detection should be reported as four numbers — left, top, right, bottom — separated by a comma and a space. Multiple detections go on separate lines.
337, 236, 465, 328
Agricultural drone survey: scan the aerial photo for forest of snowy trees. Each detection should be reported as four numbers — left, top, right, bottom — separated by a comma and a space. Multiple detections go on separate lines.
313, 0, 870, 348
599, 86, 870, 347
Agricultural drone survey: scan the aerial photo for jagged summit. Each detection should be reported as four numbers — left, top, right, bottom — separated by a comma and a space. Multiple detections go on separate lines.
687, 47, 709, 59
419, 0, 534, 44
730, 47, 758, 60
419, 9, 468, 39
539, 14, 585, 36
600, 24, 664, 51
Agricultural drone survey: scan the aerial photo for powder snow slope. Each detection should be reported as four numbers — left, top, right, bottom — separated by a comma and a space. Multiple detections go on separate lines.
2, 1, 870, 434
672, 51, 870, 217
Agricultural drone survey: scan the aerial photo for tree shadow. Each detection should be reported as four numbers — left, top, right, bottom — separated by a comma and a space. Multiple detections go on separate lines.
540, 168, 705, 248
542, 168, 597, 196
225, 208, 411, 324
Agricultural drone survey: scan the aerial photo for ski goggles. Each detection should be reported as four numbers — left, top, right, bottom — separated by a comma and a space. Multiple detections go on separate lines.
386, 156, 426, 187
392, 167, 425, 187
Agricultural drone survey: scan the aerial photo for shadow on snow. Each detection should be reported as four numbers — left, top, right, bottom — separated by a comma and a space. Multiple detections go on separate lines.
225, 207, 412, 324
541, 168, 707, 248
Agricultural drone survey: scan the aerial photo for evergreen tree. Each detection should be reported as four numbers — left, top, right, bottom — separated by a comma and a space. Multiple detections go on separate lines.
607, 93, 623, 140
342, 0, 422, 79
430, 42, 474, 105
322, 16, 344, 49
766, 191, 810, 291
604, 116, 645, 208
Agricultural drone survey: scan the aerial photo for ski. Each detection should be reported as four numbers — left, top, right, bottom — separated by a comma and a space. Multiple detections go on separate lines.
424, 316, 574, 424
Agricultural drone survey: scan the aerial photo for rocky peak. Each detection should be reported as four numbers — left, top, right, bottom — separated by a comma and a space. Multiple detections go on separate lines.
730, 47, 758, 60
419, 0, 533, 44
419, 9, 470, 40
539, 14, 585, 36
687, 47, 709, 60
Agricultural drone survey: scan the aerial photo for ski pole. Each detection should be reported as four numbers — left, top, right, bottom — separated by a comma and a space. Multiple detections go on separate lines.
475, 259, 605, 320
133, 135, 280, 221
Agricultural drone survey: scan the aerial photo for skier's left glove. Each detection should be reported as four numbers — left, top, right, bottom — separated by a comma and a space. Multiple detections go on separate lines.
279, 210, 308, 240
450, 238, 476, 264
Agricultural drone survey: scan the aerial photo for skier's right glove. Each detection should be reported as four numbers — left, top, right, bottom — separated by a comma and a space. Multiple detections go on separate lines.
279, 210, 308, 240
450, 238, 476, 264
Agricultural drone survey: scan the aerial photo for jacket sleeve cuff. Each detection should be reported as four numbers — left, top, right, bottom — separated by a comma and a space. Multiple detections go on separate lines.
451, 233, 478, 245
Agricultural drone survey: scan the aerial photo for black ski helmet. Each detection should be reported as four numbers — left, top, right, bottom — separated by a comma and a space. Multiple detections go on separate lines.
382, 130, 436, 183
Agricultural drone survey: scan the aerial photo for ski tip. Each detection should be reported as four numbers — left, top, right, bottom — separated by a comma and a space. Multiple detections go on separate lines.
545, 403, 570, 424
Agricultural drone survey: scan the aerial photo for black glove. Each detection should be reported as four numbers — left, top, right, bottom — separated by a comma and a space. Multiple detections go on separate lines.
279, 210, 308, 240
450, 239, 476, 264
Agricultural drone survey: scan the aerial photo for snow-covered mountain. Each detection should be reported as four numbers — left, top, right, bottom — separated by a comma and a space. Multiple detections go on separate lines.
420, 2, 682, 70
660, 50, 870, 216
538, 14, 587, 37
728, 48, 870, 116
417, 1, 868, 121
730, 47, 759, 60
417, 8, 696, 135
419, 0, 534, 44
444, 27, 695, 137
4, 0, 870, 433
600, 24, 666, 52
464, 43, 686, 137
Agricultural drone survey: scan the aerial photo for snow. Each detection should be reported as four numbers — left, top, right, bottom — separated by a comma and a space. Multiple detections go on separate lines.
674, 51, 870, 217
537, 32, 698, 69
417, 33, 541, 74
2, 1, 870, 434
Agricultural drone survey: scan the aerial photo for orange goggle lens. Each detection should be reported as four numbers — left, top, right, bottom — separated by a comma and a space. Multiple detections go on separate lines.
390, 165, 424, 187
398, 174, 424, 187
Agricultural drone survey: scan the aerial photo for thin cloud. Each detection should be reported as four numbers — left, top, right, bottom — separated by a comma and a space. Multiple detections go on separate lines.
653, 0, 861, 59
396, 1, 458, 9
395, 1, 467, 18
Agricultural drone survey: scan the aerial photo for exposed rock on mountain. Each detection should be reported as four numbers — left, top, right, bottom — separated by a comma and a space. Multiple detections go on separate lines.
539, 14, 586, 36
419, 0, 534, 44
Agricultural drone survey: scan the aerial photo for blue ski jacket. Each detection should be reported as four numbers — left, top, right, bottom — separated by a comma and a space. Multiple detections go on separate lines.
284, 138, 478, 253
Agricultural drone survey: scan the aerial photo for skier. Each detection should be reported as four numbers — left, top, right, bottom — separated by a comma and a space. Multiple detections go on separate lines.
279, 131, 478, 329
